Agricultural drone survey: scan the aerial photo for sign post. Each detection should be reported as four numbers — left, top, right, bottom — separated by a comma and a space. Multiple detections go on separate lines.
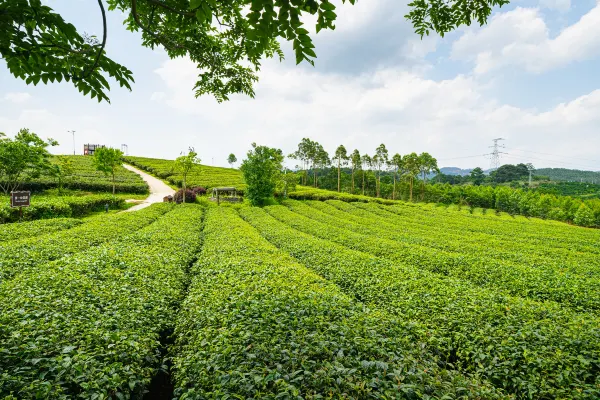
10, 191, 31, 220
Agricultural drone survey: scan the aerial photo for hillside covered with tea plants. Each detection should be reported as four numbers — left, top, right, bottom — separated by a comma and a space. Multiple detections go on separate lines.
1, 192, 599, 399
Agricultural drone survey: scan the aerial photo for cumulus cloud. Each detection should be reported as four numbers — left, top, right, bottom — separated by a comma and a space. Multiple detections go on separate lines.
452, 4, 600, 74
150, 54, 600, 170
3, 92, 32, 103
540, 0, 571, 12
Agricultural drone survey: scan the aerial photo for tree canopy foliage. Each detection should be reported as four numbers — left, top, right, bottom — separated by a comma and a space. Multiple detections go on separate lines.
0, 128, 57, 194
174, 147, 201, 202
241, 143, 283, 206
93, 147, 124, 194
1, 0, 506, 102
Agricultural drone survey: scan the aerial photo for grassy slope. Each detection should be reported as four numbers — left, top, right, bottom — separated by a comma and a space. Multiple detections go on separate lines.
125, 156, 246, 191
19, 155, 148, 194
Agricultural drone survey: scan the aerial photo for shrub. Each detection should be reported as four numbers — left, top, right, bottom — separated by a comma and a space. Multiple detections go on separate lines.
173, 189, 196, 203
191, 186, 206, 196
574, 203, 595, 227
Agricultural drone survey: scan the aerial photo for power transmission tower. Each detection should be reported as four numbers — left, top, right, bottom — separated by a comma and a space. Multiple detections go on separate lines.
488, 138, 506, 170
121, 144, 128, 156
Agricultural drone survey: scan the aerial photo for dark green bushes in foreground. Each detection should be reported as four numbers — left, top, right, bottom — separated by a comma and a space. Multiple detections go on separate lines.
240, 207, 600, 399
172, 207, 505, 399
0, 217, 82, 242
0, 203, 172, 283
0, 204, 204, 399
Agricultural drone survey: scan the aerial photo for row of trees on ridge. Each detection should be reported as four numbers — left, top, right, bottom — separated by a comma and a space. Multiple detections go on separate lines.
288, 138, 440, 201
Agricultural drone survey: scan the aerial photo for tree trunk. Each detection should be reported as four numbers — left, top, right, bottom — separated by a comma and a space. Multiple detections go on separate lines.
409, 177, 413, 202
362, 170, 365, 196
337, 158, 341, 192
393, 170, 396, 200
376, 172, 380, 198
112, 170, 115, 195
351, 167, 355, 194
183, 175, 186, 203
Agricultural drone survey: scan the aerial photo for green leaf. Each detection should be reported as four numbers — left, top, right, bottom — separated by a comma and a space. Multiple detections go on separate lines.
190, 0, 203, 9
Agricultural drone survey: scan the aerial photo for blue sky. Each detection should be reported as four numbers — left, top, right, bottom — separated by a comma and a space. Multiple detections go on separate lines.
1, 0, 599, 171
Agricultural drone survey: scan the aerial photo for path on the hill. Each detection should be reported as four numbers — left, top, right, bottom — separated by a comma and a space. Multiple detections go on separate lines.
122, 164, 175, 212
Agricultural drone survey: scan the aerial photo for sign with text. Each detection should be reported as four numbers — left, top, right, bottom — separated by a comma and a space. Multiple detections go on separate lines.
10, 191, 30, 208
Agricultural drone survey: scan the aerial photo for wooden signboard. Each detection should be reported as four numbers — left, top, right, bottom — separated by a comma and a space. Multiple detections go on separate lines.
10, 191, 31, 208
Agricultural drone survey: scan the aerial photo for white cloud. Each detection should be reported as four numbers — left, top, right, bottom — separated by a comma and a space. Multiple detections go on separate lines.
540, 0, 571, 12
150, 92, 166, 101
149, 55, 600, 170
3, 92, 32, 103
452, 4, 600, 74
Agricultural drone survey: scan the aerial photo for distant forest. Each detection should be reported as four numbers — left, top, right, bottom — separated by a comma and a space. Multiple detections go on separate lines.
535, 168, 600, 183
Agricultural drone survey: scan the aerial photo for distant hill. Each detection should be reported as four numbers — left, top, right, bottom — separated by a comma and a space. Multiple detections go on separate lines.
439, 167, 473, 176
535, 168, 600, 183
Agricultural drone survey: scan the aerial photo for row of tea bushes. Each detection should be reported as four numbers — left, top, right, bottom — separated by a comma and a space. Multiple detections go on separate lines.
0, 218, 82, 242
239, 207, 600, 399
341, 201, 600, 271
0, 203, 172, 283
280, 201, 600, 310
172, 207, 505, 399
124, 156, 246, 191
0, 194, 127, 223
20, 155, 149, 194
288, 186, 396, 204
0, 204, 204, 399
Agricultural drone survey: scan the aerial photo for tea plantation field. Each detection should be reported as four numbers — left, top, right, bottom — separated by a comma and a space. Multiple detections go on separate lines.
23, 155, 149, 194
0, 198, 599, 399
124, 156, 246, 191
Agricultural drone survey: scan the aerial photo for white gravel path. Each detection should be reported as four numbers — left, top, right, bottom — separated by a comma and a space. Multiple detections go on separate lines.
122, 164, 175, 212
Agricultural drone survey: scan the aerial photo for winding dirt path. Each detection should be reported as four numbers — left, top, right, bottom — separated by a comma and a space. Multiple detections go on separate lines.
123, 164, 175, 212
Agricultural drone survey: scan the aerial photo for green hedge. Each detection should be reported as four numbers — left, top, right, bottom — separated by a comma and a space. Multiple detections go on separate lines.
0, 194, 127, 223
0, 218, 82, 243
172, 207, 504, 399
239, 207, 600, 399
288, 186, 397, 204
0, 204, 204, 399
0, 203, 172, 283
17, 155, 148, 194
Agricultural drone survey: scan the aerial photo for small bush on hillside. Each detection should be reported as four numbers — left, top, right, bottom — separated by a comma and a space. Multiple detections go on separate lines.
191, 186, 207, 196
574, 204, 595, 227
174, 189, 196, 203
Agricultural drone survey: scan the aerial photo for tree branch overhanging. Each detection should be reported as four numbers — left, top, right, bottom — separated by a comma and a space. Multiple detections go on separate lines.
71, 0, 107, 81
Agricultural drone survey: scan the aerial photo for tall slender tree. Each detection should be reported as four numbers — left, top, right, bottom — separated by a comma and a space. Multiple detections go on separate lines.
289, 138, 315, 186
350, 149, 361, 194
390, 153, 403, 200
334, 145, 348, 192
404, 152, 421, 202
373, 144, 388, 198
314, 144, 329, 188
361, 154, 372, 196
418, 152, 439, 201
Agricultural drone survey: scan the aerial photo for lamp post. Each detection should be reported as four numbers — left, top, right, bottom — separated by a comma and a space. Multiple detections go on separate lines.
68, 130, 76, 155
